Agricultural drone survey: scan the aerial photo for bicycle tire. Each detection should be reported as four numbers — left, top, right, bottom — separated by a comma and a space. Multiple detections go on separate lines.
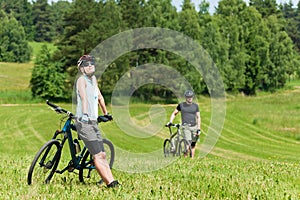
27, 139, 61, 185
163, 139, 174, 157
178, 139, 192, 158
79, 139, 115, 183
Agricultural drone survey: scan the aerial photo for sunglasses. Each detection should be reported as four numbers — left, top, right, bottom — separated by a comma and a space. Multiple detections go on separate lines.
82, 61, 95, 67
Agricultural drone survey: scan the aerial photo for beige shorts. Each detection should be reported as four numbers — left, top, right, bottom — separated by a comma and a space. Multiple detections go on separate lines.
182, 125, 199, 143
75, 119, 104, 155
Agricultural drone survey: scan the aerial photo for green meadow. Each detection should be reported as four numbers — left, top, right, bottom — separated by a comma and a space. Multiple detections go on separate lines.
0, 43, 300, 198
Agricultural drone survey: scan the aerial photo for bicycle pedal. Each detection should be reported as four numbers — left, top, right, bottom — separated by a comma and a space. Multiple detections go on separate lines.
68, 167, 75, 172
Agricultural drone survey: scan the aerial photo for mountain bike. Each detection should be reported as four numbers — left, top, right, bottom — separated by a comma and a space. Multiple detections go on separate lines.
163, 123, 192, 157
27, 100, 115, 185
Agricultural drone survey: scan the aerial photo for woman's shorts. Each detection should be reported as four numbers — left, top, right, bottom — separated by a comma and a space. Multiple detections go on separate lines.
75, 119, 104, 155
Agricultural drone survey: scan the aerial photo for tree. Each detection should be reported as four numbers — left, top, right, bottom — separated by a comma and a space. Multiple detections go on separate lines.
55, 0, 100, 68
50, 1, 72, 41
263, 15, 296, 90
0, 10, 31, 62
118, 0, 146, 29
32, 0, 55, 42
215, 0, 248, 92
178, 0, 201, 40
242, 6, 270, 95
281, 1, 300, 52
144, 0, 179, 30
0, 0, 34, 40
249, 0, 280, 18
30, 44, 68, 100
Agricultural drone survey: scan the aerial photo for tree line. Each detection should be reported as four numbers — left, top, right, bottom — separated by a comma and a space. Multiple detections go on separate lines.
1, 0, 300, 101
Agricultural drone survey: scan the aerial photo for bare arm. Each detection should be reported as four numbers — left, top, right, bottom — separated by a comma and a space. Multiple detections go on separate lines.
169, 109, 179, 123
196, 111, 201, 130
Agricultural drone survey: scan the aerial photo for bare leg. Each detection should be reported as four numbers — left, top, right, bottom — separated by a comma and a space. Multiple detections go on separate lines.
191, 146, 196, 159
93, 152, 114, 185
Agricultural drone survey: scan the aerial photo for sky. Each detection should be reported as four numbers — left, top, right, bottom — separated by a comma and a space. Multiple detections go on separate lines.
171, 0, 299, 13
47, 0, 300, 13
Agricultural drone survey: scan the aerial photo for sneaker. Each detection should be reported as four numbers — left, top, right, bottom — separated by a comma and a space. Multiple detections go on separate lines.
97, 179, 104, 185
107, 180, 120, 188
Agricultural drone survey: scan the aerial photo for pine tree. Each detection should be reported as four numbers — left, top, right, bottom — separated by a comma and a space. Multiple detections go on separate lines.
32, 0, 55, 42
0, 10, 31, 62
30, 45, 67, 100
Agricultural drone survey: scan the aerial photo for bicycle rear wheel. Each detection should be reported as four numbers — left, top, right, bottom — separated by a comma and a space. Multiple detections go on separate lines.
79, 139, 115, 183
27, 139, 61, 185
178, 139, 192, 158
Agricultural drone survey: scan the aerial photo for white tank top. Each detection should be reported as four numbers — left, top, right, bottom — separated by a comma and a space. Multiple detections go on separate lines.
76, 75, 98, 120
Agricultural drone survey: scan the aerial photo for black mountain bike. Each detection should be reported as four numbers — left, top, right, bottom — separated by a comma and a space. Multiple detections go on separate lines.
27, 100, 115, 185
163, 123, 192, 157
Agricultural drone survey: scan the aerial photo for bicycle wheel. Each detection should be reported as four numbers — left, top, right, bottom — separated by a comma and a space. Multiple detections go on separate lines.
178, 139, 192, 158
163, 139, 174, 157
27, 139, 61, 185
79, 139, 115, 183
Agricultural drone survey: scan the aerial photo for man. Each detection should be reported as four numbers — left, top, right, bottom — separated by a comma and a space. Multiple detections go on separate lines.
167, 90, 201, 158
75, 54, 119, 188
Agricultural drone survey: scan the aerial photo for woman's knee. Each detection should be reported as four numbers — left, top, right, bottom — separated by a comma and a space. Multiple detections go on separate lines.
93, 151, 106, 160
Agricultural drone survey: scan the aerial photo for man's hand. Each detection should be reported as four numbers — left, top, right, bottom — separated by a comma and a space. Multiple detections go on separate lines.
196, 129, 201, 136
166, 122, 172, 127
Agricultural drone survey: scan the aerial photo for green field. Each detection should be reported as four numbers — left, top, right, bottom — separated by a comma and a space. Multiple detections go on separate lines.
1, 57, 300, 198
0, 41, 56, 104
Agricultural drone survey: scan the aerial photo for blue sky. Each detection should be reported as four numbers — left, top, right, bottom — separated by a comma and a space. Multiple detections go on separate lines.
172, 0, 299, 13
47, 0, 299, 13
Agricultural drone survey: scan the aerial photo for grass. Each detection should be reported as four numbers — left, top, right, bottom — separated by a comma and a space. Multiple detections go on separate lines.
0, 41, 56, 104
28, 41, 57, 61
0, 62, 33, 91
1, 155, 299, 199
1, 41, 300, 198
1, 87, 300, 198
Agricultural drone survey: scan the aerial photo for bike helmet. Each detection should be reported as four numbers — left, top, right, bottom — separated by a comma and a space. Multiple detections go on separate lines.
184, 90, 194, 98
77, 54, 95, 69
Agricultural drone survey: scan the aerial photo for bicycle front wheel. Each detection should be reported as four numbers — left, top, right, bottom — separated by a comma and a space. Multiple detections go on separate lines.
27, 139, 61, 185
79, 139, 115, 183
178, 139, 192, 158
163, 139, 174, 157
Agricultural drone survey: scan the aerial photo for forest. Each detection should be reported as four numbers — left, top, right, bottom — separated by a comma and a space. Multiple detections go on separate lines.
1, 0, 300, 100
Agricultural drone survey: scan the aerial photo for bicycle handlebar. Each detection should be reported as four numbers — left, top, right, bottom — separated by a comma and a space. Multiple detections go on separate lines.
165, 123, 180, 128
46, 100, 113, 123
47, 100, 74, 117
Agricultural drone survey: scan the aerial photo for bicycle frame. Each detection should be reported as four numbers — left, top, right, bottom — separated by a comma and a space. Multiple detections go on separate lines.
44, 100, 94, 174
27, 100, 115, 185
167, 124, 185, 147
165, 124, 179, 155
51, 116, 90, 174
163, 123, 192, 157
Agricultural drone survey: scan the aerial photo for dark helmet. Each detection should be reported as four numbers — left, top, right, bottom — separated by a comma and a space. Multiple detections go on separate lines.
184, 90, 194, 97
77, 54, 95, 69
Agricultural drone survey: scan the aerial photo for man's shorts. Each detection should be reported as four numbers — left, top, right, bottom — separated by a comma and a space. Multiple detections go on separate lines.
75, 119, 104, 155
182, 124, 199, 144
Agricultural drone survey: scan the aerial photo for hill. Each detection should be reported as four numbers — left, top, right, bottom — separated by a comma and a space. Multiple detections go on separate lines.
1, 41, 300, 198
